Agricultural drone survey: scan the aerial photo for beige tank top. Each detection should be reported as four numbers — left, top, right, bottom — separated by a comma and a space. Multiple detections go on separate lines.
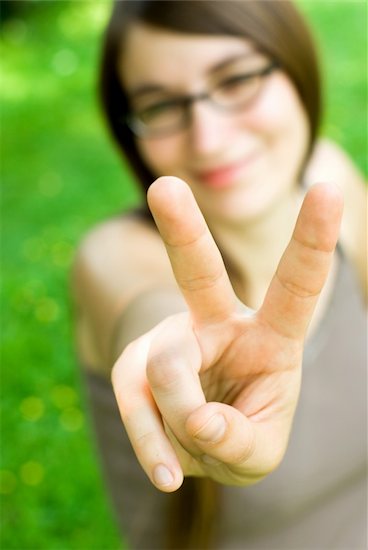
83, 247, 367, 549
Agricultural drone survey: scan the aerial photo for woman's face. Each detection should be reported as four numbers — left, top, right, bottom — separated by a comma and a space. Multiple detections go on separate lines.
119, 23, 310, 224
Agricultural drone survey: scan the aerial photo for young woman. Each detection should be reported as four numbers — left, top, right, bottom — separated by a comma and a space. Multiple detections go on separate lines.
72, 1, 367, 548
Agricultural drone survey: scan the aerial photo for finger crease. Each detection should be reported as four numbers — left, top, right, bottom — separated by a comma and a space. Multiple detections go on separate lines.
292, 234, 334, 254
231, 430, 256, 466
276, 271, 320, 298
165, 227, 207, 249
177, 270, 224, 292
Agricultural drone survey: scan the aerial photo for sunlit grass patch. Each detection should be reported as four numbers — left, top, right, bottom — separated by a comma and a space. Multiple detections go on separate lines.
1, 1, 366, 549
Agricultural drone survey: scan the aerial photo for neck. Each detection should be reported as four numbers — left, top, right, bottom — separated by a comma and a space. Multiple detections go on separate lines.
209, 187, 304, 309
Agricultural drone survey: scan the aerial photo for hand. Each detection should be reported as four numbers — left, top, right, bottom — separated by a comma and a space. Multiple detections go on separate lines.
112, 177, 343, 492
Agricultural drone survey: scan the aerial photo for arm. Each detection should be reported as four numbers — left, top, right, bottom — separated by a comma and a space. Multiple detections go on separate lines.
71, 216, 186, 375
110, 288, 187, 363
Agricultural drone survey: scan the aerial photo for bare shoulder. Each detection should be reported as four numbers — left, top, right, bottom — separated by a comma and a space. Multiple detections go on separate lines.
73, 213, 173, 291
76, 214, 162, 265
305, 137, 365, 188
306, 138, 367, 299
71, 213, 176, 372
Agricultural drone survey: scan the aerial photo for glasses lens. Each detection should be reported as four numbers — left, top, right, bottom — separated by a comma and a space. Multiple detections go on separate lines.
212, 73, 262, 110
134, 99, 185, 136
128, 62, 276, 137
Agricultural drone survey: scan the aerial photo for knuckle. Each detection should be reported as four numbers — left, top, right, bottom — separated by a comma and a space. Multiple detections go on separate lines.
177, 268, 223, 293
257, 446, 286, 477
293, 233, 333, 254
134, 429, 156, 448
276, 239, 331, 299
227, 434, 256, 466
117, 392, 140, 419
146, 352, 183, 391
257, 454, 284, 478
276, 270, 320, 298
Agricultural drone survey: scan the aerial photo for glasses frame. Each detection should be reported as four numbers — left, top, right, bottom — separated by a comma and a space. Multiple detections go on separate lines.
125, 60, 279, 138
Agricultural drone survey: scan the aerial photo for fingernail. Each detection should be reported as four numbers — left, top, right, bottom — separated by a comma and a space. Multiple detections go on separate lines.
153, 464, 174, 487
194, 414, 226, 442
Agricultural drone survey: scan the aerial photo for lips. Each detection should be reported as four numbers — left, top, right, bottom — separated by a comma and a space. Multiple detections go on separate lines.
194, 152, 259, 189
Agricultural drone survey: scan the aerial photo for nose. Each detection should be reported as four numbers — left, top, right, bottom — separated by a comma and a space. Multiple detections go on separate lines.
189, 100, 233, 156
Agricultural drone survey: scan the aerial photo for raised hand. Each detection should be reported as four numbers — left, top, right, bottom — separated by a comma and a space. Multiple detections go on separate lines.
112, 176, 343, 492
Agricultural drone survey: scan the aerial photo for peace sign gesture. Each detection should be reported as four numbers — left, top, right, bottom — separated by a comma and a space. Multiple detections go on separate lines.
112, 177, 343, 492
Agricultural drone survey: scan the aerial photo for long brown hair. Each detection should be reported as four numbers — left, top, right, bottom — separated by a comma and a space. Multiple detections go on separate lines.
97, 2, 322, 548
99, 0, 322, 207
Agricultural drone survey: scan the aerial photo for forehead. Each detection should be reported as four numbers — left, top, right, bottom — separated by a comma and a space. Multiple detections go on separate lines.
118, 23, 253, 90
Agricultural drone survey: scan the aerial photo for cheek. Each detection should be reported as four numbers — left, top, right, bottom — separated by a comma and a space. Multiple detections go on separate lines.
244, 76, 310, 164
136, 137, 184, 177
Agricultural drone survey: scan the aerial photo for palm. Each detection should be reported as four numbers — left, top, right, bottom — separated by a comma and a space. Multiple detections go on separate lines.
149, 311, 300, 484
113, 176, 342, 491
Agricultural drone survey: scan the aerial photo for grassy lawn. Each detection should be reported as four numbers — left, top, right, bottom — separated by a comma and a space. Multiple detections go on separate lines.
1, 1, 366, 549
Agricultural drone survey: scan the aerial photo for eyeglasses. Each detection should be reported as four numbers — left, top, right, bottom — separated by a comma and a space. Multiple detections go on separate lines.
125, 60, 278, 138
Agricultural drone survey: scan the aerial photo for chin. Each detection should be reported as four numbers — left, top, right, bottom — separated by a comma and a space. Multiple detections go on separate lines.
203, 178, 292, 225
202, 196, 269, 225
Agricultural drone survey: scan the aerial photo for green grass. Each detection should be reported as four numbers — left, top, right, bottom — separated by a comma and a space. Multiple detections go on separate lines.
298, 0, 367, 172
1, 1, 366, 549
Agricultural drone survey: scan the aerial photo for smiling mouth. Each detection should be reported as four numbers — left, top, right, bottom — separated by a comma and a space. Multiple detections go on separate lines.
195, 152, 259, 189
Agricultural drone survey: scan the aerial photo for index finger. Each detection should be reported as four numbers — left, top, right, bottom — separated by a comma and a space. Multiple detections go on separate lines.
259, 182, 344, 340
147, 176, 237, 325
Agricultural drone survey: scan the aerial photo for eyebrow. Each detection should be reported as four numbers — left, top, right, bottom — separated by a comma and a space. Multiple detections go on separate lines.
128, 51, 257, 100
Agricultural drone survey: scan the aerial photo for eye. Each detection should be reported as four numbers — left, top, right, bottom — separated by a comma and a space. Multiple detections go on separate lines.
213, 70, 262, 107
219, 73, 255, 92
138, 99, 183, 124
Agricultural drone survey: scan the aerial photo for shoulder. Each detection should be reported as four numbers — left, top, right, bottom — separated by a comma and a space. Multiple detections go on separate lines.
305, 138, 367, 300
71, 213, 177, 371
72, 212, 176, 315
73, 213, 171, 287
76, 213, 160, 263
305, 138, 365, 188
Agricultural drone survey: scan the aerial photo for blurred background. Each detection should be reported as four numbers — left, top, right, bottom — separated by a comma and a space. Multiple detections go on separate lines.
1, 1, 366, 548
